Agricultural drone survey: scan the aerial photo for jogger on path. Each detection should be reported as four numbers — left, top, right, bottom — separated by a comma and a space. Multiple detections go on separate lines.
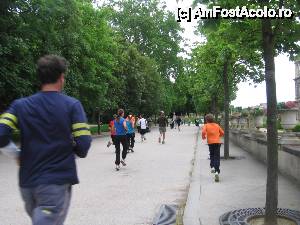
157, 111, 168, 144
0, 55, 92, 225
107, 114, 117, 148
201, 114, 224, 182
176, 116, 182, 132
114, 109, 128, 171
126, 115, 135, 152
139, 115, 148, 142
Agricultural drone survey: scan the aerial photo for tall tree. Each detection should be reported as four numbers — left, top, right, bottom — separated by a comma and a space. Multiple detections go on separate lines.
190, 23, 263, 158
107, 0, 183, 78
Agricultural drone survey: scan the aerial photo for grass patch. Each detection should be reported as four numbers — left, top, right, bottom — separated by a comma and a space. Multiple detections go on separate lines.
89, 124, 109, 134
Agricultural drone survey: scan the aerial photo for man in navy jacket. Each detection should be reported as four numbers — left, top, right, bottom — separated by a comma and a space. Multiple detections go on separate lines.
0, 55, 92, 225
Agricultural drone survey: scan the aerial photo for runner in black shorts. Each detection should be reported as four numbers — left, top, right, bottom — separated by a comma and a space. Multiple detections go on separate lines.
157, 111, 168, 144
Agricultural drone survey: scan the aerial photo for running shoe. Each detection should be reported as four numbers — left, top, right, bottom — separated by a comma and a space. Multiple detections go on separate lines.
115, 165, 120, 171
215, 172, 219, 182
211, 168, 215, 173
121, 159, 127, 166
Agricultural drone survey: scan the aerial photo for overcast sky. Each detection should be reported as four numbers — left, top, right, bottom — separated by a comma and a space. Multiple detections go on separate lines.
165, 0, 296, 108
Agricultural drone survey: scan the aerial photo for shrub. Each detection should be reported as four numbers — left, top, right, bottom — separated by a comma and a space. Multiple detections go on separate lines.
253, 108, 264, 116
241, 109, 249, 117
89, 124, 109, 134
292, 124, 300, 132
277, 101, 297, 110
277, 120, 283, 130
262, 119, 282, 129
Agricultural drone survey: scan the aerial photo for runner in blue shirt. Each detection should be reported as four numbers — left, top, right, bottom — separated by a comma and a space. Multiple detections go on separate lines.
0, 55, 92, 225
126, 114, 135, 153
114, 109, 128, 171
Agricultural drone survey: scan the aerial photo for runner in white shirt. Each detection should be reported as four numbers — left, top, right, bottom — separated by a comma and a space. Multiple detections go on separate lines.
139, 115, 148, 142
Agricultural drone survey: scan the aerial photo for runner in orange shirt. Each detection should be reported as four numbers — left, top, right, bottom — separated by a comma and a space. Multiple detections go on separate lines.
107, 114, 117, 148
202, 114, 224, 182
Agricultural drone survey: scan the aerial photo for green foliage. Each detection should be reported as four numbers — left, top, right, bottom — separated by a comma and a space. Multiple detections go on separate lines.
277, 101, 298, 110
292, 124, 300, 132
241, 109, 249, 117
277, 120, 283, 130
253, 108, 264, 117
0, 0, 117, 116
0, 0, 190, 118
89, 124, 110, 134
277, 102, 286, 110
107, 0, 184, 78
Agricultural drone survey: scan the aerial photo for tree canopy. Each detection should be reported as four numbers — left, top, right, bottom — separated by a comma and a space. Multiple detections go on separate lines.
0, 0, 188, 121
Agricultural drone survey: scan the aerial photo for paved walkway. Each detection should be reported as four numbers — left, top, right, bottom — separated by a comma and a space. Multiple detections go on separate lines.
1, 126, 299, 225
0, 125, 197, 225
183, 135, 300, 225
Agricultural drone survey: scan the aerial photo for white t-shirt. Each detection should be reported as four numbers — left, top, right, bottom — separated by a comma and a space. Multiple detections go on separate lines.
139, 118, 147, 129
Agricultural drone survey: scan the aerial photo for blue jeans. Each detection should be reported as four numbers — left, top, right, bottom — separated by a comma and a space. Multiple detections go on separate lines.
20, 184, 72, 225
208, 144, 221, 173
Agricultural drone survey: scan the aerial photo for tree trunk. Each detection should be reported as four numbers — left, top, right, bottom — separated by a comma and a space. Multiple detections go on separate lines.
223, 59, 230, 159
262, 18, 278, 225
211, 94, 218, 120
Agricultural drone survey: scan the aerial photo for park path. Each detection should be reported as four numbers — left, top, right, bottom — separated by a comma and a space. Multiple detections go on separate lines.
0, 125, 198, 225
184, 133, 300, 225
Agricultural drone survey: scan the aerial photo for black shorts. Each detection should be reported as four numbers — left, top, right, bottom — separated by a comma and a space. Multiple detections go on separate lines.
140, 129, 147, 135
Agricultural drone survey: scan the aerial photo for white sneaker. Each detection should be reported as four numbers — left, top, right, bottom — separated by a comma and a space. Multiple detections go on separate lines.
115, 165, 120, 171
215, 172, 219, 182
211, 168, 215, 173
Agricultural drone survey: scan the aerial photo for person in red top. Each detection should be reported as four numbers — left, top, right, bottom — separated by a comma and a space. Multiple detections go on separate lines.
202, 114, 224, 182
107, 114, 117, 148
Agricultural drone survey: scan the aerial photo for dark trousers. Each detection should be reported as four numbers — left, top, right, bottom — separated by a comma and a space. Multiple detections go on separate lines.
208, 143, 221, 173
137, 126, 141, 133
20, 184, 72, 225
115, 135, 128, 165
111, 135, 116, 145
126, 133, 135, 149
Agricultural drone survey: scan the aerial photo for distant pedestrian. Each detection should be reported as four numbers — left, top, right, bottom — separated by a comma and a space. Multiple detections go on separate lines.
136, 116, 141, 133
107, 114, 117, 148
126, 114, 135, 152
114, 109, 128, 171
139, 115, 148, 142
0, 55, 92, 225
176, 116, 182, 132
157, 111, 168, 144
201, 113, 224, 182
172, 112, 177, 129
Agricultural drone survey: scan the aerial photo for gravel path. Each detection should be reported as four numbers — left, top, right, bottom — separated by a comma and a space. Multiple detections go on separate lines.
0, 125, 198, 225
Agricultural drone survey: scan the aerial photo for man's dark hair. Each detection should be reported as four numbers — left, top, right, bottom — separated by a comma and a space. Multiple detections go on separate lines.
37, 55, 68, 85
